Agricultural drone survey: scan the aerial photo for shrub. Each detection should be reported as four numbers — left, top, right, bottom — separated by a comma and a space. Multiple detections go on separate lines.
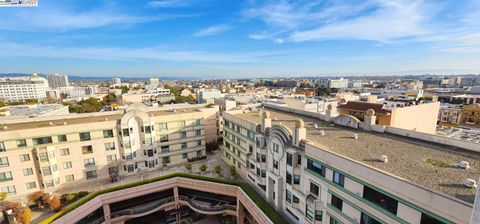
184, 163, 192, 170
228, 165, 236, 176
49, 196, 61, 211
77, 191, 89, 198
199, 164, 208, 172
65, 194, 77, 203
0, 192, 7, 201
42, 193, 52, 205
214, 165, 222, 174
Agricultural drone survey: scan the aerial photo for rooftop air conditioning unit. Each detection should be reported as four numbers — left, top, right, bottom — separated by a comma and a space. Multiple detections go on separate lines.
459, 161, 470, 169
353, 133, 358, 139
49, 122, 54, 126
314, 124, 318, 129
379, 155, 388, 163
464, 179, 477, 189
273, 117, 278, 121
320, 130, 325, 136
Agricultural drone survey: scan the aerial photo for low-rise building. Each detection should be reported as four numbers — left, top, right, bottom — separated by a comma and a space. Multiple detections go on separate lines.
197, 89, 221, 104
0, 104, 69, 118
439, 104, 463, 127
461, 104, 480, 127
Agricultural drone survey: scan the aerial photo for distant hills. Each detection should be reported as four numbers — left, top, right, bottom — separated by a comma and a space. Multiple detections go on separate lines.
0, 73, 197, 81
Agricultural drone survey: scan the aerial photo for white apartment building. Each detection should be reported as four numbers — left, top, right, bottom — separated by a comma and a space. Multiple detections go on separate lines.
329, 78, 349, 89
46, 74, 69, 89
0, 74, 49, 101
112, 77, 122, 85
222, 106, 477, 224
0, 103, 219, 200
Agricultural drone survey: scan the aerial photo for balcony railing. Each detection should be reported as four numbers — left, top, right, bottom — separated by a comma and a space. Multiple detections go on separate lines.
110, 196, 175, 219
179, 195, 236, 212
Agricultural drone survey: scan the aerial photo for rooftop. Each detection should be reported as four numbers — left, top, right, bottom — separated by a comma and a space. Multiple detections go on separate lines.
234, 109, 480, 204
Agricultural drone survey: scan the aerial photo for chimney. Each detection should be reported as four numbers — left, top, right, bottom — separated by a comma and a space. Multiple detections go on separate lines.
293, 119, 306, 147
363, 109, 376, 131
261, 111, 271, 132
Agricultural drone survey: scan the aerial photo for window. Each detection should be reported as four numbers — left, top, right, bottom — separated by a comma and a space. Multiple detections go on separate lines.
105, 142, 115, 151
247, 130, 254, 139
286, 172, 292, 185
182, 153, 188, 159
144, 126, 152, 134
23, 168, 33, 176
293, 195, 299, 203
163, 156, 170, 164
19, 154, 30, 162
0, 171, 13, 182
84, 158, 95, 168
38, 152, 48, 162
107, 155, 117, 162
294, 175, 300, 185
1, 186, 16, 195
306, 205, 314, 221
195, 129, 201, 136
48, 151, 55, 158
65, 174, 75, 182
272, 143, 279, 152
103, 130, 114, 138
160, 135, 169, 142
286, 190, 292, 203
363, 186, 398, 215
361, 213, 381, 224
86, 170, 97, 180
195, 119, 201, 126
63, 162, 72, 169
310, 182, 320, 196
286, 153, 293, 166
330, 217, 340, 224
57, 135, 67, 142
159, 123, 168, 131
197, 150, 203, 157
297, 155, 302, 165
33, 137, 52, 145
331, 194, 343, 211
0, 142, 5, 152
315, 210, 323, 221
273, 160, 278, 169
307, 159, 326, 177
16, 139, 27, 147
60, 148, 70, 156
180, 131, 187, 138
0, 157, 9, 167
82, 145, 93, 154
79, 132, 91, 141
420, 213, 446, 224
42, 166, 52, 176
122, 128, 130, 137
51, 164, 58, 172
181, 143, 188, 149
333, 171, 345, 187
180, 121, 186, 127
261, 155, 266, 163
197, 140, 202, 146
26, 181, 36, 189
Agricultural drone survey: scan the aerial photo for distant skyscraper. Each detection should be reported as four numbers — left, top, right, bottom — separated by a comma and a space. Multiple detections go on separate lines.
112, 77, 122, 85
46, 73, 69, 89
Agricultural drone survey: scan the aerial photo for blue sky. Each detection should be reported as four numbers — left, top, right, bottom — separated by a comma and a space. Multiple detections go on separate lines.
0, 0, 479, 78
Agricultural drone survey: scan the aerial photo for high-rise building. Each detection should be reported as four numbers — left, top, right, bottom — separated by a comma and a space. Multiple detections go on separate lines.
0, 73, 49, 101
222, 106, 477, 224
0, 103, 219, 198
46, 74, 69, 89
112, 77, 122, 85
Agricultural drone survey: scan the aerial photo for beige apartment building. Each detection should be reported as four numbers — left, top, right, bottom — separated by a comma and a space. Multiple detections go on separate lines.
0, 103, 219, 199
222, 106, 477, 224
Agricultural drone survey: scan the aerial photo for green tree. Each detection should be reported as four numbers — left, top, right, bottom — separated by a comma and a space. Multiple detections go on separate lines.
450, 98, 464, 104
205, 141, 219, 154
317, 87, 332, 97
175, 95, 186, 103
69, 104, 84, 113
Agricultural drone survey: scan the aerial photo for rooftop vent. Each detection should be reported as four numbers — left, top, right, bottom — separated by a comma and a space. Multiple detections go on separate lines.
464, 179, 477, 189
63, 122, 67, 125
353, 133, 358, 139
273, 117, 278, 121
319, 130, 325, 136
49, 122, 54, 126
104, 118, 109, 121
459, 161, 470, 169
379, 155, 388, 163
2, 126, 7, 130
314, 123, 318, 129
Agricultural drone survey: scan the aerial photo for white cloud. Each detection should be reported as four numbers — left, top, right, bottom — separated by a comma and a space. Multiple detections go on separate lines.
147, 0, 189, 8
193, 24, 231, 37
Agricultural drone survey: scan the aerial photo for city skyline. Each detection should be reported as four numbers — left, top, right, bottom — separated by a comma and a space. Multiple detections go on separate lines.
1, 0, 480, 77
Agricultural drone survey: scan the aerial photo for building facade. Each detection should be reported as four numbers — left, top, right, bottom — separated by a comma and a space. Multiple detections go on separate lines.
461, 104, 480, 127
438, 105, 462, 127
0, 74, 49, 101
46, 74, 69, 89
222, 107, 476, 224
0, 104, 219, 199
